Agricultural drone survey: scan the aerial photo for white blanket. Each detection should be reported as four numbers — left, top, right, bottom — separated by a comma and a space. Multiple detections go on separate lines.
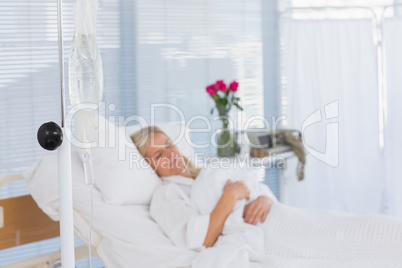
193, 202, 402, 268
152, 166, 402, 268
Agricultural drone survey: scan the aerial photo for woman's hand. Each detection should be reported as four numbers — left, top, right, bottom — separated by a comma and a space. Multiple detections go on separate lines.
223, 180, 250, 200
243, 196, 274, 225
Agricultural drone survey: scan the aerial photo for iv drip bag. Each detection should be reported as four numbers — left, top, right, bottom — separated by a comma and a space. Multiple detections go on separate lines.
69, 0, 103, 186
69, 0, 103, 109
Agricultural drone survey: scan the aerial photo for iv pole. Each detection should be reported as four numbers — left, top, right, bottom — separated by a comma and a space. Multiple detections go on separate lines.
37, 0, 76, 266
56, 0, 76, 266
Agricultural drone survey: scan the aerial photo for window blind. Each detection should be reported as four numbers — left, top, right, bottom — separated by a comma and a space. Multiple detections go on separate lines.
0, 0, 270, 176
136, 0, 266, 155
0, 0, 128, 266
135, 0, 281, 198
0, 0, 127, 179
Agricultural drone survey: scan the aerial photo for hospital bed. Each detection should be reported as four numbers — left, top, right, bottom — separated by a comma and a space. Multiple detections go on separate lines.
3, 118, 401, 268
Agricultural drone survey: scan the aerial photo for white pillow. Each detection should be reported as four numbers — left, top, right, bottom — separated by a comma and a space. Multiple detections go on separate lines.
90, 138, 161, 206
75, 115, 195, 206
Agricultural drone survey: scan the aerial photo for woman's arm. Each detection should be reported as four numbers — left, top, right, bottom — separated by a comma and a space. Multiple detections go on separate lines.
203, 180, 249, 248
202, 190, 235, 247
150, 181, 249, 250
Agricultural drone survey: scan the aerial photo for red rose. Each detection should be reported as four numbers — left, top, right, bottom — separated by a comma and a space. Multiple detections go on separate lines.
229, 81, 239, 92
216, 80, 227, 91
206, 85, 216, 96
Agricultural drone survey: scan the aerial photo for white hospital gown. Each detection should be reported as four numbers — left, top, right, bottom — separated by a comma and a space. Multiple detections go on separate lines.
149, 166, 276, 253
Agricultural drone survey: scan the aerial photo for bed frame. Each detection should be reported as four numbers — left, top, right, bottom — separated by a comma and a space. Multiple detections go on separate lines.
0, 175, 89, 267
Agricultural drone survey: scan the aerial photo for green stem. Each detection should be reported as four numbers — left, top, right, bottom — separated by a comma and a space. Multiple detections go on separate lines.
219, 115, 229, 130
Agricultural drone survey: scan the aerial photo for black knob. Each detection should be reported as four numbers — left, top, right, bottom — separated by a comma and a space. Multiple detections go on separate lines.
37, 122, 63, 150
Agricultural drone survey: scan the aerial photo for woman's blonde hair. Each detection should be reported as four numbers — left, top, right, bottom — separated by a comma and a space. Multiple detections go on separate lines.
130, 126, 201, 179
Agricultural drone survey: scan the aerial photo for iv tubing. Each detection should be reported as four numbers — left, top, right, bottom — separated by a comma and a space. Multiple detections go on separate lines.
89, 185, 94, 268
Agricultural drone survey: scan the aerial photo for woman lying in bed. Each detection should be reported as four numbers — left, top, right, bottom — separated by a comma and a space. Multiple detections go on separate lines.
131, 126, 402, 263
132, 126, 275, 251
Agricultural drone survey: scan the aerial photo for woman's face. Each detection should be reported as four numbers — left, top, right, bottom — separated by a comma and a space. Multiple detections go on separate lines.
144, 132, 186, 177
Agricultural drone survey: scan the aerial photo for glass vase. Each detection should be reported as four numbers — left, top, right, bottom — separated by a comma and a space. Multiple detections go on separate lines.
216, 117, 237, 157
